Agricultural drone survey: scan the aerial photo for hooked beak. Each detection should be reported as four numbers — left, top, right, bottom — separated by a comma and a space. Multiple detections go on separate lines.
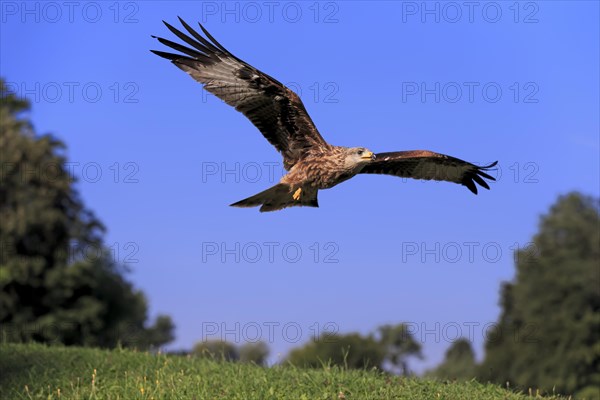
361, 151, 375, 160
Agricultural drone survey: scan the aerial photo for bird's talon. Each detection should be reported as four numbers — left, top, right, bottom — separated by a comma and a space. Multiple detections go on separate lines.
293, 188, 302, 201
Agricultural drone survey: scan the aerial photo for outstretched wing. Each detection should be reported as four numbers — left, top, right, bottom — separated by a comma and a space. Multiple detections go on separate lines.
360, 150, 497, 194
151, 18, 329, 169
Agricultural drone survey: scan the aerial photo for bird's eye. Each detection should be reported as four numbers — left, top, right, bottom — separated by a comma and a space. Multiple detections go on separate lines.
357, 150, 363, 156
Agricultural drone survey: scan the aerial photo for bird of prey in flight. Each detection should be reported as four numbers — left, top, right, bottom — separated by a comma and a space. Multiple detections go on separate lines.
152, 18, 497, 212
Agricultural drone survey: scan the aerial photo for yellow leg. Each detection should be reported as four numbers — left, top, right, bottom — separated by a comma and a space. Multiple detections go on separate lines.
292, 188, 302, 201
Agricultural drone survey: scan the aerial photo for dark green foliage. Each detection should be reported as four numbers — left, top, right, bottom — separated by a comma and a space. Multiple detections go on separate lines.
286, 332, 385, 370
426, 338, 477, 381
286, 324, 422, 373
192, 340, 240, 361
145, 315, 176, 349
187, 340, 269, 365
479, 193, 600, 398
239, 341, 270, 365
378, 323, 423, 375
0, 78, 174, 349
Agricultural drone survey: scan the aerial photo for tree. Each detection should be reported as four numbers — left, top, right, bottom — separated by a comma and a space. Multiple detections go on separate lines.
479, 193, 600, 398
188, 340, 269, 365
377, 323, 423, 376
192, 340, 239, 361
144, 315, 176, 349
286, 333, 384, 369
239, 341, 269, 365
427, 338, 477, 381
0, 78, 174, 349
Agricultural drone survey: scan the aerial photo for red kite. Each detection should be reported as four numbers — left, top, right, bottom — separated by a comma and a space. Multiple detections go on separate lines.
152, 18, 497, 212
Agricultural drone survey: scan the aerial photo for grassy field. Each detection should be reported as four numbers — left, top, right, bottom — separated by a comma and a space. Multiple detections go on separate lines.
0, 343, 564, 400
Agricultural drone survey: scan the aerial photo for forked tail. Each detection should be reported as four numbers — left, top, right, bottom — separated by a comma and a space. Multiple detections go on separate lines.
230, 183, 318, 212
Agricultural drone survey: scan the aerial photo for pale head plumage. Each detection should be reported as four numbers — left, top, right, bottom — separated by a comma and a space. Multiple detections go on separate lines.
342, 147, 376, 170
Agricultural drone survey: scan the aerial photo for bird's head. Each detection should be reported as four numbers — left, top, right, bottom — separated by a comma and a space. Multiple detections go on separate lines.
344, 147, 376, 168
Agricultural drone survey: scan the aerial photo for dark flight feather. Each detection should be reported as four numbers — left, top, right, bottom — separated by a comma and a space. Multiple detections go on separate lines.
360, 150, 497, 194
151, 18, 328, 170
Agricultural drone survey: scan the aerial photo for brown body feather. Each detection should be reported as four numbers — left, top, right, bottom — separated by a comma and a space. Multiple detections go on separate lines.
281, 147, 363, 190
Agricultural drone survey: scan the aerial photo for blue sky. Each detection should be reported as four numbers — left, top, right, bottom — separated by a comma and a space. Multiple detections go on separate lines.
1, 1, 598, 372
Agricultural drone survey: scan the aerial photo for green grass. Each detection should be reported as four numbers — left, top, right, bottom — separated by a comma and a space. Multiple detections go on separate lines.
0, 343, 564, 399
